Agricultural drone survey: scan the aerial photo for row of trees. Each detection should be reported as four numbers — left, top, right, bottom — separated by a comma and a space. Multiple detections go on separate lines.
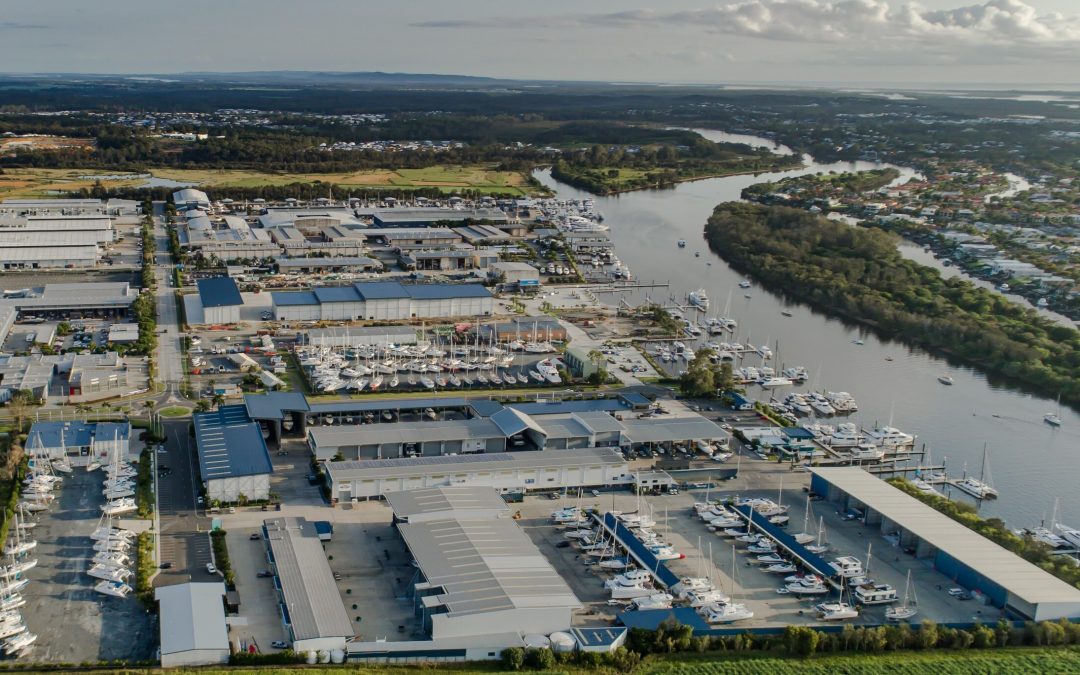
703, 203, 1080, 407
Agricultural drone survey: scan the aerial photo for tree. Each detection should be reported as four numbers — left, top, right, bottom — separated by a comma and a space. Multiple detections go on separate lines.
783, 625, 820, 656
212, 393, 226, 410
500, 647, 524, 671
680, 348, 718, 397
8, 389, 39, 433
195, 399, 212, 413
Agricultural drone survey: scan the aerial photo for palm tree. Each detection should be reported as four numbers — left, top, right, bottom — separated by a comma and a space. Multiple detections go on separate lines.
587, 349, 606, 381
211, 393, 225, 410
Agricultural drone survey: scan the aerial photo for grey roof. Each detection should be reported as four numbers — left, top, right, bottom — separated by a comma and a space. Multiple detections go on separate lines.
154, 582, 228, 656
313, 286, 362, 303
324, 447, 627, 482
244, 392, 310, 420
812, 467, 1080, 610
309, 418, 504, 449
196, 277, 243, 308
384, 486, 510, 519
405, 283, 491, 300
508, 396, 639, 416
263, 518, 353, 641
193, 405, 273, 480
353, 281, 408, 300
490, 407, 545, 438
276, 256, 380, 268
397, 516, 580, 617
308, 396, 469, 415
619, 416, 725, 443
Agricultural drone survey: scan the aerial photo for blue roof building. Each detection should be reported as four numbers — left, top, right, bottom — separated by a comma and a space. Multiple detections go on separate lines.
272, 281, 493, 322
196, 276, 244, 324
194, 405, 273, 503
25, 420, 130, 466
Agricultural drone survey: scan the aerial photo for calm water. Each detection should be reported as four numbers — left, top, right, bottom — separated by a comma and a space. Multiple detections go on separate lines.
535, 128, 1080, 528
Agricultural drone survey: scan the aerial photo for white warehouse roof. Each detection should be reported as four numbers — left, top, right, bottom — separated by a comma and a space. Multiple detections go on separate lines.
154, 582, 229, 658
384, 486, 510, 520
812, 467, 1080, 620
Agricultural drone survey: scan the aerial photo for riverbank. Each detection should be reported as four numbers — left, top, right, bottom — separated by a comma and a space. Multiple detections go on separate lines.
702, 202, 1080, 409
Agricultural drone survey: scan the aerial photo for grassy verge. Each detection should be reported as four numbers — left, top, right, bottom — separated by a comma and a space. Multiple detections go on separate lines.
157, 406, 191, 418
210, 530, 235, 587
134, 531, 155, 606
135, 447, 154, 519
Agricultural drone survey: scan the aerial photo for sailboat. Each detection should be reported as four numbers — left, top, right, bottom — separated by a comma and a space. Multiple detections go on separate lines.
805, 517, 830, 554
2, 514, 36, 557
1045, 393, 1063, 426
885, 570, 918, 621
699, 544, 753, 623
793, 496, 816, 545
955, 443, 998, 499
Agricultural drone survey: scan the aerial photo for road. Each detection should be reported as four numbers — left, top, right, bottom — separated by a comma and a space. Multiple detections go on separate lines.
152, 201, 185, 396
155, 419, 215, 585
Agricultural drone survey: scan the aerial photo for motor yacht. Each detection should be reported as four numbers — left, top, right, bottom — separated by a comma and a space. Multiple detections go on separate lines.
688, 289, 710, 311
87, 564, 131, 582
853, 582, 898, 605
683, 588, 730, 607
1045, 413, 1062, 427
866, 426, 914, 448
700, 601, 753, 623
632, 593, 674, 610
817, 602, 859, 621
764, 562, 797, 574
94, 580, 132, 598
829, 556, 864, 578
938, 375, 954, 386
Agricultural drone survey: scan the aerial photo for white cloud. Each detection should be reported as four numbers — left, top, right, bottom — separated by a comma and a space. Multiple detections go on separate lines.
414, 0, 1080, 54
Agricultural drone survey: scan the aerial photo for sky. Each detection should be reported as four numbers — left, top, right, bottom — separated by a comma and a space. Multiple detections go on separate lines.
1, 0, 1079, 87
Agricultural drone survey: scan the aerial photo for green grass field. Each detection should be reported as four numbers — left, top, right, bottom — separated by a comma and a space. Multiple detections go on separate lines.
0, 165, 534, 198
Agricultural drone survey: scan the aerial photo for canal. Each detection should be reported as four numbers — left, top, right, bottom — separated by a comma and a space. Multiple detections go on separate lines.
534, 129, 1080, 528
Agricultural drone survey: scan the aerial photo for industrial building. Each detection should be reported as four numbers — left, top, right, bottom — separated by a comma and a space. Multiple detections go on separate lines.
390, 486, 580, 640
271, 281, 493, 322
173, 188, 211, 211
0, 198, 138, 217
0, 351, 137, 402
25, 421, 130, 466
398, 249, 499, 272
261, 517, 354, 652
385, 486, 512, 523
306, 401, 726, 461
193, 405, 273, 503
154, 583, 230, 667
0, 283, 137, 324
810, 468, 1080, 621
193, 277, 244, 325
489, 262, 540, 287
361, 227, 463, 249
275, 257, 382, 274
324, 448, 632, 502
371, 208, 507, 229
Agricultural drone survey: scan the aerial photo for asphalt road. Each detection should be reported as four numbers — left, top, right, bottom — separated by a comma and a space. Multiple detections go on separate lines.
154, 419, 214, 586
152, 204, 184, 392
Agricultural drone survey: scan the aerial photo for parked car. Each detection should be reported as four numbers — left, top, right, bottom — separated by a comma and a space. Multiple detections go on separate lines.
249, 533, 261, 540
270, 641, 289, 649
256, 570, 273, 578
206, 562, 218, 574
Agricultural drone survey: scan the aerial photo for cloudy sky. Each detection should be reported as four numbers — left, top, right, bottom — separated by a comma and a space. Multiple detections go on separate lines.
2, 0, 1078, 86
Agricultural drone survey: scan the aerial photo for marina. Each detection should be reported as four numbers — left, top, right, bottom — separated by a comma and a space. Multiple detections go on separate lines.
534, 129, 1080, 530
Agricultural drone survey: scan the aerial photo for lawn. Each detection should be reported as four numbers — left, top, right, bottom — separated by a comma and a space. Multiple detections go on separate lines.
156, 406, 191, 418
0, 165, 535, 198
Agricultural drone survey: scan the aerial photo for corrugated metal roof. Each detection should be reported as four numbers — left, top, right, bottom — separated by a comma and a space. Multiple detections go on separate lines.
397, 516, 580, 617
193, 405, 273, 480
619, 416, 725, 443
313, 286, 362, 303
384, 486, 510, 519
155, 582, 228, 656
324, 447, 626, 482
353, 281, 409, 300
196, 277, 243, 308
263, 518, 353, 641
490, 407, 544, 438
404, 283, 491, 300
244, 392, 310, 420
26, 421, 129, 452
272, 290, 319, 306
812, 467, 1080, 609
309, 418, 504, 449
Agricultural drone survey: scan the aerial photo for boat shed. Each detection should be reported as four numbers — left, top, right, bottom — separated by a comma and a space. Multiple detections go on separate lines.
262, 517, 353, 652
195, 276, 244, 325
154, 582, 229, 667
193, 405, 273, 503
308, 418, 508, 461
384, 486, 511, 523
810, 467, 1080, 621
324, 448, 631, 501
391, 488, 580, 640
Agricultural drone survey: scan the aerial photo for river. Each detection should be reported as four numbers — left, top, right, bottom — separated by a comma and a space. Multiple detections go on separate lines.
534, 128, 1080, 528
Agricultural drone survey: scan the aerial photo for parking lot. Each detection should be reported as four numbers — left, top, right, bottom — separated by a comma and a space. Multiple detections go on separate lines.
21, 464, 155, 662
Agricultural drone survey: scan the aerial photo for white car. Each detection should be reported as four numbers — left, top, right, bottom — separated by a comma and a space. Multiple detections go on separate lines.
206, 562, 218, 575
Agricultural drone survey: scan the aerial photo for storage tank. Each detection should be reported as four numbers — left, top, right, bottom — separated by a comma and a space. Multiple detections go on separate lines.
317, 650, 331, 663
306, 651, 318, 665
330, 649, 345, 664
523, 634, 550, 650
549, 632, 576, 654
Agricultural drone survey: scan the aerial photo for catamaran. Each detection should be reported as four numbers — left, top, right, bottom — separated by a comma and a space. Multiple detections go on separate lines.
955, 444, 998, 499
94, 580, 132, 598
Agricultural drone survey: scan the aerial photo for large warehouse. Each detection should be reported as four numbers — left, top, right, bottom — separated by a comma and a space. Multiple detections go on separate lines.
262, 517, 353, 653
193, 405, 273, 503
194, 276, 244, 325
388, 486, 580, 640
810, 468, 1080, 621
324, 448, 633, 501
154, 583, 230, 667
271, 281, 493, 322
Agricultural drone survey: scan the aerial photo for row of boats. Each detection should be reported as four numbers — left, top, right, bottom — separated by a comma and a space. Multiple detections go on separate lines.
88, 452, 139, 599
302, 350, 566, 394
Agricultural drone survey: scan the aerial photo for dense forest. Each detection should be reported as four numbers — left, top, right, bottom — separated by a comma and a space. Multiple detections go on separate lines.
703, 203, 1080, 407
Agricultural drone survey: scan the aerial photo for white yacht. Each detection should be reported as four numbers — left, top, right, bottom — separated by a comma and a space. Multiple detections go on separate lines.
853, 582, 898, 605
2, 630, 37, 655
683, 588, 730, 607
829, 556, 865, 578
757, 376, 793, 388
605, 575, 655, 600
102, 498, 137, 516
848, 445, 885, 462
955, 476, 998, 500
0, 559, 36, 577
817, 602, 859, 621
688, 289, 710, 311
1056, 523, 1080, 550
0, 621, 27, 641
828, 423, 863, 448
1044, 413, 1062, 427
738, 280, 751, 289
632, 593, 674, 610
866, 426, 915, 448
0, 595, 25, 613
87, 564, 131, 582
700, 601, 754, 624
94, 580, 132, 598
780, 577, 830, 596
